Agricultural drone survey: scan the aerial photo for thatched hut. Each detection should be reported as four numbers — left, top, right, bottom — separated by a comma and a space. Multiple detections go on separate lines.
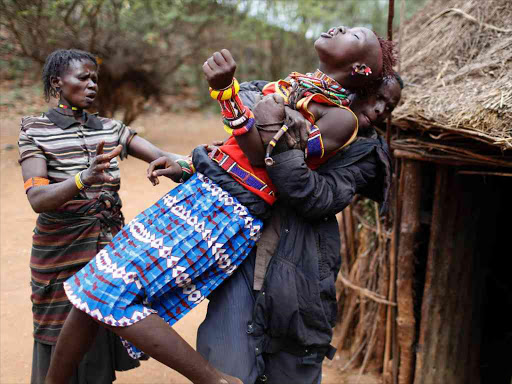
333, 1, 512, 383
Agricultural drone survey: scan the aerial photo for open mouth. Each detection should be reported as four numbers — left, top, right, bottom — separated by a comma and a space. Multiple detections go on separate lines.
321, 27, 337, 38
321, 26, 346, 38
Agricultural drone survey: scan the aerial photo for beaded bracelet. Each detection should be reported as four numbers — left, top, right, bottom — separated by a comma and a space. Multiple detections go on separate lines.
218, 93, 245, 121
223, 106, 252, 127
209, 78, 240, 101
176, 158, 196, 183
223, 108, 255, 137
232, 116, 255, 137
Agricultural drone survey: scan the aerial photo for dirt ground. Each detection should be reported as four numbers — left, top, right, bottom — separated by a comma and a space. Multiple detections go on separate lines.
0, 95, 379, 383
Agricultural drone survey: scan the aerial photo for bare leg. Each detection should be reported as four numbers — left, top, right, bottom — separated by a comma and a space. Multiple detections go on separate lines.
45, 310, 242, 384
106, 314, 242, 384
45, 307, 99, 383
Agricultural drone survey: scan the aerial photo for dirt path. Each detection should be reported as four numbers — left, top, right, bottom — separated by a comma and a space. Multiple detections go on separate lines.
0, 104, 378, 383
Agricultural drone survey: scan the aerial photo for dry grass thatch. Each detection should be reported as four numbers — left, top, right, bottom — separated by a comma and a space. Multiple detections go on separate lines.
393, 0, 512, 154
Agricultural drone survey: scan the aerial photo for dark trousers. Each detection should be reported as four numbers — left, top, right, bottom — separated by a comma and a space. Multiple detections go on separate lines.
31, 327, 140, 384
197, 250, 322, 384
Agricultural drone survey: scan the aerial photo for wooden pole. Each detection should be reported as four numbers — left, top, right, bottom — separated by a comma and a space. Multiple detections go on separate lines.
384, 159, 403, 380
396, 160, 422, 384
384, 0, 397, 379
398, 0, 405, 73
374, 246, 390, 372
385, 0, 395, 150
388, 0, 395, 41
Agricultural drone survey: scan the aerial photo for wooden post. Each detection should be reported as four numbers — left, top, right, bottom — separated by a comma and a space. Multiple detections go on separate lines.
414, 166, 482, 384
384, 159, 403, 382
374, 247, 390, 372
396, 160, 422, 384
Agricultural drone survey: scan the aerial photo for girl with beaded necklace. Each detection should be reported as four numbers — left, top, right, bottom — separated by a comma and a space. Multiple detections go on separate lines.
201, 26, 396, 207
46, 26, 397, 384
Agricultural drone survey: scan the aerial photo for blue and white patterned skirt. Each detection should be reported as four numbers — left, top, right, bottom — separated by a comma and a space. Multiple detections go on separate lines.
64, 172, 262, 358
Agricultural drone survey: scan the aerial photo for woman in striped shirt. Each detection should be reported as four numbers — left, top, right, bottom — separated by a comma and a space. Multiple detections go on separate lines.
20, 49, 237, 384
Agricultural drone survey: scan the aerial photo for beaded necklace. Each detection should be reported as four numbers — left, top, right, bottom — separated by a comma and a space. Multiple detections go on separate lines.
287, 70, 351, 107
58, 104, 79, 111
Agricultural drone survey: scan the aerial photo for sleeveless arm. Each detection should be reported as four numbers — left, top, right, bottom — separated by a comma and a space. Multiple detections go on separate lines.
310, 105, 358, 156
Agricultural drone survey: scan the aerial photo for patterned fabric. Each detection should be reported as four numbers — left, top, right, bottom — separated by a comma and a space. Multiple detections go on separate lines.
64, 173, 262, 359
30, 193, 123, 344
305, 125, 324, 159
18, 108, 136, 200
216, 137, 277, 205
209, 147, 275, 200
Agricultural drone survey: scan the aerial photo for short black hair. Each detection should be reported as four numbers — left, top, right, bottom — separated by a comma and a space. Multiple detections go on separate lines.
42, 49, 98, 102
382, 71, 404, 90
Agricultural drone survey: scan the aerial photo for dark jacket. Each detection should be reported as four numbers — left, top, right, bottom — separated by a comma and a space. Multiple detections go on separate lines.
197, 80, 392, 360
252, 137, 391, 360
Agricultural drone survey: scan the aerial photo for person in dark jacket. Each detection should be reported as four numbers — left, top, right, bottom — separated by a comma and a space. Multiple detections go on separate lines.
195, 76, 401, 384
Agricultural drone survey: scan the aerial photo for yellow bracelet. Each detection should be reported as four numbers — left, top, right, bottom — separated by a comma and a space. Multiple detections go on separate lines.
75, 171, 85, 190
223, 125, 234, 135
209, 78, 240, 101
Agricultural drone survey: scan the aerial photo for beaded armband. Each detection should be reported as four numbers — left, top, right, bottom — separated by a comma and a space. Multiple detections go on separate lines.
209, 78, 240, 101
210, 78, 253, 137
223, 107, 255, 136
176, 158, 196, 183
305, 124, 324, 158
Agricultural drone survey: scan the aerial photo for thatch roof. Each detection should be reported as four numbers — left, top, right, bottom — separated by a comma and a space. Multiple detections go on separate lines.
392, 0, 512, 167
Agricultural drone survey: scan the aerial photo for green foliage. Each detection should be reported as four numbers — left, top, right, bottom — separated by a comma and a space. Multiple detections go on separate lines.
0, 0, 428, 121
241, 0, 428, 39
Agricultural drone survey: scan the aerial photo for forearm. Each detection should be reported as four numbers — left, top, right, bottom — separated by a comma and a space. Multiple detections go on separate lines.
127, 135, 185, 164
234, 127, 266, 167
27, 177, 82, 213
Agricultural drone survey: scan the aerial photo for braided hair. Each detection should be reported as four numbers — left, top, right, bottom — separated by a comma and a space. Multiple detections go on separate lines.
376, 36, 398, 79
42, 49, 98, 102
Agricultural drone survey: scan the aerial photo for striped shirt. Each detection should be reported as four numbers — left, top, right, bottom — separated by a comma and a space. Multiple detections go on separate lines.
18, 107, 136, 200
18, 108, 136, 344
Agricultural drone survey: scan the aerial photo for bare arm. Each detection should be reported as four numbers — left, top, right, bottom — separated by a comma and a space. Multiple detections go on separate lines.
127, 135, 184, 164
308, 103, 358, 155
22, 141, 122, 213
